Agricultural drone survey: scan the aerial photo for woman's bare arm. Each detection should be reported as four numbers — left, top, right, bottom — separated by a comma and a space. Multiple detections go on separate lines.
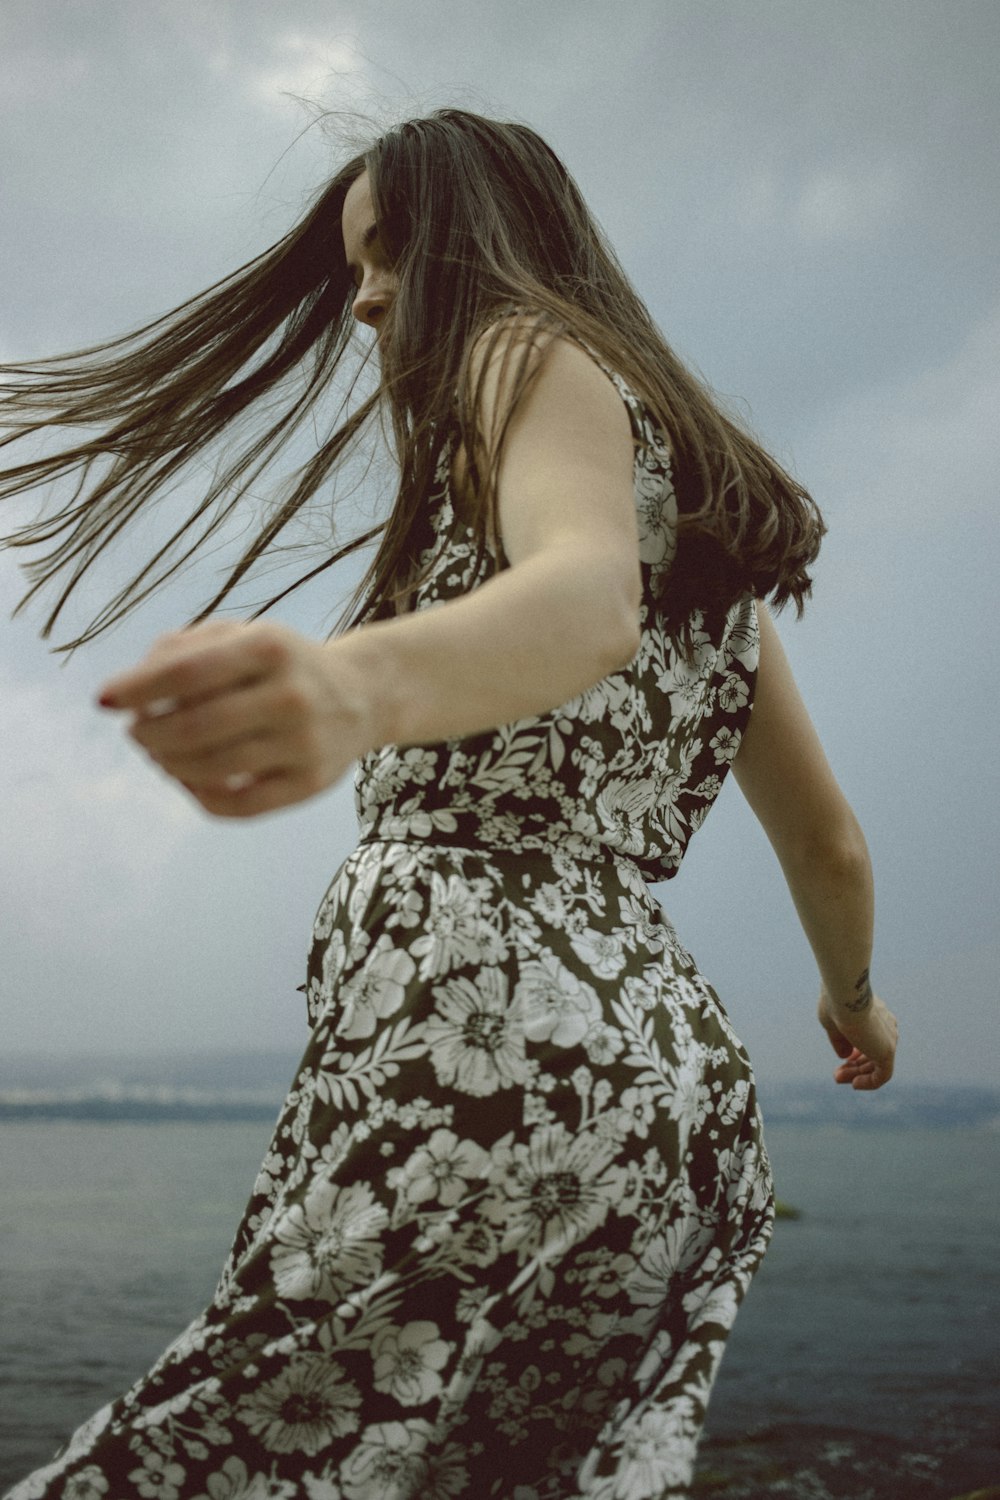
330, 329, 642, 748
732, 604, 898, 1088
97, 331, 642, 814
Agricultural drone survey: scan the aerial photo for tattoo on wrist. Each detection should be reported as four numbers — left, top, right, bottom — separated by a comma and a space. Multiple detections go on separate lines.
843, 968, 873, 1013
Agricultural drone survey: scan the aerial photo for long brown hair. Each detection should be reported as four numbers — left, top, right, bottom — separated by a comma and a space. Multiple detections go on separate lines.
0, 107, 824, 651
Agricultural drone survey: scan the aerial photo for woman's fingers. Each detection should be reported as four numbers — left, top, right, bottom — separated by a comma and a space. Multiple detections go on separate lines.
98, 620, 357, 818
833, 1049, 872, 1078
153, 730, 297, 789
832, 1044, 893, 1090
130, 676, 323, 790
127, 679, 277, 756
101, 650, 261, 714
98, 623, 285, 715
181, 767, 323, 820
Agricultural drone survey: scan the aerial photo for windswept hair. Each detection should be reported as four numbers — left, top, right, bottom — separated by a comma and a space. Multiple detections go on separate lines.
0, 107, 824, 651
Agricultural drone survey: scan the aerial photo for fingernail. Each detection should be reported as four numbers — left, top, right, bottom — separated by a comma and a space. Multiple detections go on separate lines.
98, 691, 118, 708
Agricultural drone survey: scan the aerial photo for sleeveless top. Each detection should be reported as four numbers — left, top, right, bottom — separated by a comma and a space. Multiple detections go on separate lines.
354, 351, 759, 883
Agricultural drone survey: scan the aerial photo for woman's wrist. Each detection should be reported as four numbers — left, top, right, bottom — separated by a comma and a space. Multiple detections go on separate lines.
320, 550, 637, 754
821, 968, 874, 1016
317, 627, 399, 762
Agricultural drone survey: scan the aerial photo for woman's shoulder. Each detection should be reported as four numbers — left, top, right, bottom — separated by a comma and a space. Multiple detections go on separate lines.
564, 339, 669, 456
470, 307, 669, 449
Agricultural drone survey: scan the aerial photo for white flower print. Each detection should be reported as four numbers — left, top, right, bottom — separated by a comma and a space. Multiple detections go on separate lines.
562, 904, 591, 937
514, 954, 602, 1048
716, 1076, 751, 1127
252, 1145, 289, 1201
372, 1319, 451, 1404
127, 1452, 186, 1500
423, 969, 528, 1096
384, 886, 423, 930
338, 1420, 432, 1500
320, 925, 371, 998
629, 1215, 714, 1307
523, 1091, 556, 1125
718, 672, 750, 712
483, 1123, 629, 1262
584, 1021, 626, 1065
570, 1249, 637, 1301
594, 776, 656, 855
723, 599, 760, 668
617, 893, 667, 944
634, 475, 676, 570
287, 1071, 318, 1147
660, 967, 707, 1013
395, 1095, 453, 1132
236, 1355, 361, 1455
373, 807, 459, 841
63, 1469, 108, 1500
382, 841, 440, 884
191, 1457, 296, 1500
386, 1127, 491, 1210
361, 746, 437, 805
567, 671, 634, 727
344, 853, 383, 927
618, 1084, 658, 1139
338, 933, 416, 1039
621, 972, 660, 1011
601, 1399, 700, 1496
663, 665, 712, 724
529, 880, 572, 926
709, 725, 741, 764
312, 891, 338, 943
569, 927, 627, 980
631, 428, 677, 557
720, 1136, 772, 1219
474, 807, 526, 846
301, 1472, 343, 1500
506, 899, 543, 955
270, 1179, 389, 1302
649, 762, 690, 846
408, 871, 496, 979
683, 1276, 741, 1329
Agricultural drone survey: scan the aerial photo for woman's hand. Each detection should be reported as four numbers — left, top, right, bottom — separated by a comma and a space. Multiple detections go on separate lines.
97, 620, 372, 819
818, 988, 899, 1091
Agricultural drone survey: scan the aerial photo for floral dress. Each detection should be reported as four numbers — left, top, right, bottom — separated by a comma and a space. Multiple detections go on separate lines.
6, 352, 773, 1500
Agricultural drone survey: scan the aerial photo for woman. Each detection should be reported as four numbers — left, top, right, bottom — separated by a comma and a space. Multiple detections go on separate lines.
2, 110, 897, 1499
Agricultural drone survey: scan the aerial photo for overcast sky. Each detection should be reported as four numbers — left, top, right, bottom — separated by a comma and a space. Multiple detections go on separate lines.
1, 0, 997, 1091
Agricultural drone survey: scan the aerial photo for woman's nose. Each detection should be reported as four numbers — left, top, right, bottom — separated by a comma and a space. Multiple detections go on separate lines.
352, 276, 394, 328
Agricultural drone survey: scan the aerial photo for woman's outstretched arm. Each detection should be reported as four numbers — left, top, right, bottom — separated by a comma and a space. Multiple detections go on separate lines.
97, 333, 641, 812
731, 604, 898, 1089
326, 331, 643, 746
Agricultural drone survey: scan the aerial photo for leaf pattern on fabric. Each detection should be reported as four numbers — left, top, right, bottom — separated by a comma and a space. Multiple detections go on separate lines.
355, 349, 758, 885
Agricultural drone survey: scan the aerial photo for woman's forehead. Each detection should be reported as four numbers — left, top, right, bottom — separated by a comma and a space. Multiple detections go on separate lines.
342, 172, 375, 252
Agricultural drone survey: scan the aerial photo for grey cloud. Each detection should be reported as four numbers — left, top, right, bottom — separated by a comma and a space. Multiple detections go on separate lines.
2, 0, 997, 1085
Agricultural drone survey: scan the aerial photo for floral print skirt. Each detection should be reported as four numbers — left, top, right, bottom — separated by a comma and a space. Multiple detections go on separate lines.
7, 836, 773, 1500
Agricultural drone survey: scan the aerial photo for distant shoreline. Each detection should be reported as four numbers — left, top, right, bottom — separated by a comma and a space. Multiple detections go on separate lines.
0, 1055, 997, 1129
0, 1101, 282, 1122
1, 1091, 998, 1127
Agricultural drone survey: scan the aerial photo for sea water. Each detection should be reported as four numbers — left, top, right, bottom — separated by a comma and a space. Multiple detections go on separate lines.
0, 1118, 997, 1488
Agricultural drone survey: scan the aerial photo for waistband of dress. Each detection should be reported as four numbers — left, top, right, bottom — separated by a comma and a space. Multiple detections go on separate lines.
355, 810, 654, 878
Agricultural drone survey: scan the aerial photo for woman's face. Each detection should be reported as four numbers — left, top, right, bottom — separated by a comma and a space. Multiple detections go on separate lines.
342, 171, 397, 332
